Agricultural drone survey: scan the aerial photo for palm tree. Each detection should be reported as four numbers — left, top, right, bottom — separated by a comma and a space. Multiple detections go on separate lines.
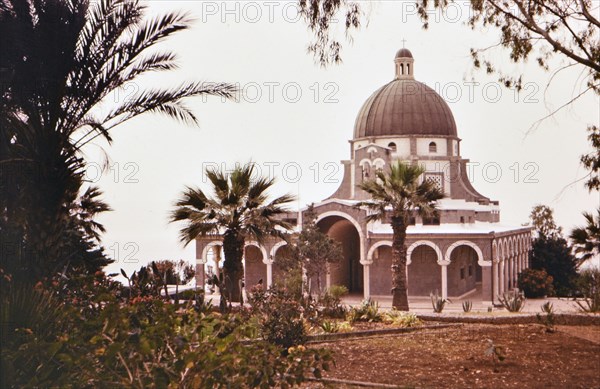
357, 161, 444, 310
170, 164, 295, 303
0, 0, 235, 279
570, 208, 600, 266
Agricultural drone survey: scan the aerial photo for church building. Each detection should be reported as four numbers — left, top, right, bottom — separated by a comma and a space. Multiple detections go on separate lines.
196, 48, 532, 305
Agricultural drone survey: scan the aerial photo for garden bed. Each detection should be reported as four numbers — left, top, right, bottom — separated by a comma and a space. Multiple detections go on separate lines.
307, 323, 600, 388
417, 312, 600, 325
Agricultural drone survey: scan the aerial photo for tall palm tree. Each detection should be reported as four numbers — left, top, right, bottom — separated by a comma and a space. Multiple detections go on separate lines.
570, 208, 600, 266
170, 164, 295, 303
357, 161, 444, 310
0, 0, 235, 279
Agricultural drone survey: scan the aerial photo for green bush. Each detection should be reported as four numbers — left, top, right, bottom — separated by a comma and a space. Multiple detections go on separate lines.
347, 299, 382, 323
382, 310, 422, 327
249, 286, 308, 350
1, 273, 332, 388
518, 268, 553, 298
319, 285, 348, 318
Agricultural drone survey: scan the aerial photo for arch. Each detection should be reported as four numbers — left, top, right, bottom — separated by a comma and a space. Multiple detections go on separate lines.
372, 158, 386, 169
245, 241, 269, 264
367, 240, 393, 262
428, 141, 437, 153
492, 240, 499, 262
366, 146, 379, 154
388, 142, 397, 151
444, 240, 487, 266
407, 240, 443, 265
200, 241, 223, 263
316, 211, 365, 263
358, 158, 372, 168
269, 240, 288, 262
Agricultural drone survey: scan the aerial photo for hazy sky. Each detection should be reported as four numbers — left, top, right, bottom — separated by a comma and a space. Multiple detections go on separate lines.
89, 1, 599, 275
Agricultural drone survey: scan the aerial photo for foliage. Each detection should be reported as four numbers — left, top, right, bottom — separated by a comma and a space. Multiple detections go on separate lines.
570, 208, 600, 264
529, 236, 578, 296
580, 125, 600, 191
170, 164, 294, 302
248, 286, 309, 350
1, 272, 332, 388
498, 291, 526, 312
574, 268, 600, 313
530, 205, 562, 239
462, 300, 473, 313
281, 204, 344, 295
0, 0, 235, 282
319, 285, 349, 318
346, 299, 382, 323
417, 0, 600, 98
357, 161, 444, 311
382, 311, 423, 328
297, 0, 363, 66
430, 291, 450, 313
320, 320, 340, 334
518, 268, 554, 298
536, 302, 556, 333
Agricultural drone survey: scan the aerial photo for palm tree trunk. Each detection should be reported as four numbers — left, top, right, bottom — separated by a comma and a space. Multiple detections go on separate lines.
391, 216, 409, 310
223, 230, 244, 303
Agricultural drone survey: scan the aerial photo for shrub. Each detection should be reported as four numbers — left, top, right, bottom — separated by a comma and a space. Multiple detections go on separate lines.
574, 268, 600, 312
319, 285, 348, 318
249, 286, 308, 349
537, 302, 556, 332
1, 273, 332, 388
462, 300, 473, 313
320, 320, 339, 333
430, 291, 450, 313
518, 268, 553, 298
346, 299, 382, 323
382, 310, 423, 327
498, 291, 525, 312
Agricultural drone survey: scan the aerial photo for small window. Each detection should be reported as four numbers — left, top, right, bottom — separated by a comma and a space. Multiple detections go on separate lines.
407, 64, 410, 75
460, 268, 465, 280
388, 142, 397, 151
400, 64, 404, 75
460, 216, 465, 224
429, 142, 437, 153
468, 265, 473, 277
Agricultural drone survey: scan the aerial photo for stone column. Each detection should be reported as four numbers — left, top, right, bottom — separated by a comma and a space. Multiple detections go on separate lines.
493, 260, 500, 302
439, 261, 450, 300
362, 262, 371, 300
499, 259, 505, 295
265, 258, 273, 288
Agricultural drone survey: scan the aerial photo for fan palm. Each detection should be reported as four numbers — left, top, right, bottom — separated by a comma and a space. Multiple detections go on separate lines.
0, 0, 235, 279
357, 161, 444, 310
570, 208, 600, 266
171, 164, 295, 303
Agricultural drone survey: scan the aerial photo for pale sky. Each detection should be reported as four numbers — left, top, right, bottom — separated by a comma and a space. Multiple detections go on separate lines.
88, 1, 599, 276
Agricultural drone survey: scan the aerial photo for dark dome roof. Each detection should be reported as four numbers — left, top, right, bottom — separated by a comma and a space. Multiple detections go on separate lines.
395, 48, 413, 59
353, 79, 458, 139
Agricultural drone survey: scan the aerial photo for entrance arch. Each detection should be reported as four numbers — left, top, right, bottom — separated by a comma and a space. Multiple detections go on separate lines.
447, 245, 480, 297
407, 245, 441, 296
244, 243, 266, 289
317, 214, 363, 293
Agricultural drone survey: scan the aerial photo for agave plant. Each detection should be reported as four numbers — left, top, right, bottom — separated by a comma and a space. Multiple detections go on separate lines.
462, 300, 473, 313
498, 291, 525, 312
430, 291, 450, 313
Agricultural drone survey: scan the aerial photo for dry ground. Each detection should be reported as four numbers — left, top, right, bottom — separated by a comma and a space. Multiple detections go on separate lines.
309, 324, 600, 388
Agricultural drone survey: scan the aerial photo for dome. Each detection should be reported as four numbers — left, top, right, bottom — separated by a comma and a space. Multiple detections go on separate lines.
395, 48, 413, 59
353, 50, 457, 139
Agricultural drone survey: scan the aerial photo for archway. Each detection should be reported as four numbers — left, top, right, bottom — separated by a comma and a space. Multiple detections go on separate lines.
244, 245, 266, 289
317, 215, 363, 293
448, 245, 480, 297
369, 244, 392, 295
408, 245, 440, 296
272, 244, 292, 285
